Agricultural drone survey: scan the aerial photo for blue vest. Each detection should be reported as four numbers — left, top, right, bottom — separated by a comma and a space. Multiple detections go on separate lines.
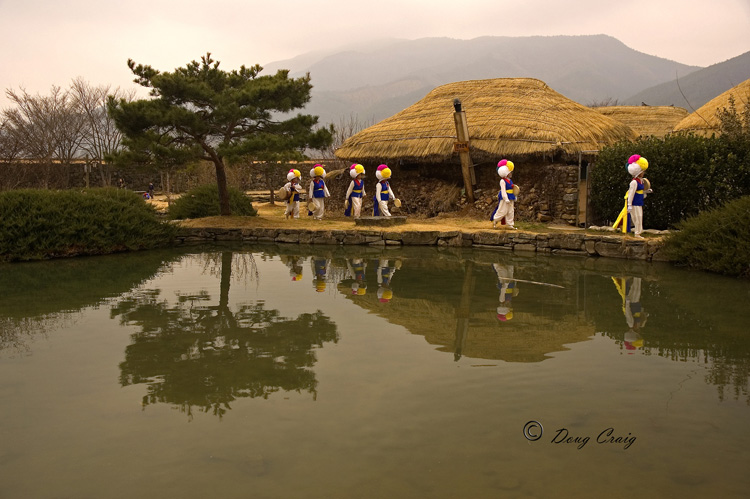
502, 178, 516, 201
289, 184, 300, 202
631, 178, 644, 206
313, 179, 326, 198
351, 179, 363, 198
379, 181, 390, 201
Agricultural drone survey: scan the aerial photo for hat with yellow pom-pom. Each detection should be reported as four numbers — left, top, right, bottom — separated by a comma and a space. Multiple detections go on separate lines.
497, 159, 515, 178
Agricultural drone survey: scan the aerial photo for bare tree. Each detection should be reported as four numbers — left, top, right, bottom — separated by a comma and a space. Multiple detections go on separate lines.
70, 78, 134, 186
2, 86, 80, 187
315, 113, 375, 163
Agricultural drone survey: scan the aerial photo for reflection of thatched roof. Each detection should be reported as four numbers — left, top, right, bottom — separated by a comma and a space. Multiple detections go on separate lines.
339, 286, 595, 363
594, 105, 688, 138
673, 79, 750, 136
335, 78, 637, 164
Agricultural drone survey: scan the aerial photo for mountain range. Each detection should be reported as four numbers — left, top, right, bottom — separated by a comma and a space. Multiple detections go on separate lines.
263, 35, 750, 127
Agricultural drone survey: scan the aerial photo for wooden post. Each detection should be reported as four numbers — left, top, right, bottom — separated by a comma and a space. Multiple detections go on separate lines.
453, 100, 475, 204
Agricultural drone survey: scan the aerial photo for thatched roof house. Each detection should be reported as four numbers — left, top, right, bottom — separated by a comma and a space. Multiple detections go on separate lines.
593, 105, 689, 138
335, 78, 637, 164
673, 78, 750, 136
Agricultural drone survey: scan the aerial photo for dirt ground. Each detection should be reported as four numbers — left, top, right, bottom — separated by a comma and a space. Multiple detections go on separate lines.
173, 200, 578, 235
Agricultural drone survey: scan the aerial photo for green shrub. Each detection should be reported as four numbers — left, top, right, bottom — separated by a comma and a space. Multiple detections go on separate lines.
590, 134, 750, 229
168, 184, 257, 219
0, 188, 177, 262
663, 195, 750, 278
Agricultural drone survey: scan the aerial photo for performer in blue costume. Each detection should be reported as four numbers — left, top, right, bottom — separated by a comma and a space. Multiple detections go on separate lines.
626, 155, 649, 238
282, 169, 304, 219
490, 159, 519, 229
344, 163, 366, 218
308, 164, 330, 220
373, 164, 400, 216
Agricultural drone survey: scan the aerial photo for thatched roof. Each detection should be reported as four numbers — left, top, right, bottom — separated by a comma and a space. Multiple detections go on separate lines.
594, 105, 689, 138
335, 78, 637, 164
673, 78, 750, 136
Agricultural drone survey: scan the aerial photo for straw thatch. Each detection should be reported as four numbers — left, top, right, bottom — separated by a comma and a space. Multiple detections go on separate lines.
673, 79, 750, 136
335, 78, 637, 164
594, 105, 688, 138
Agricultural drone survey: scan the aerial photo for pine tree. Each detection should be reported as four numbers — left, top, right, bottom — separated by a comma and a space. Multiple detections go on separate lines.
108, 53, 333, 215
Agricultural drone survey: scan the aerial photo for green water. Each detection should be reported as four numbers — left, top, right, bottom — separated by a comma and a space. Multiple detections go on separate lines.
1, 244, 749, 498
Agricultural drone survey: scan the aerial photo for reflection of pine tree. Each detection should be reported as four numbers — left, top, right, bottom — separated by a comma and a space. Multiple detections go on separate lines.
112, 251, 339, 419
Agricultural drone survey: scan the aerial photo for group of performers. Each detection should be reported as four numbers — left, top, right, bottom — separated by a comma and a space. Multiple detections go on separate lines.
280, 163, 401, 220
281, 154, 650, 236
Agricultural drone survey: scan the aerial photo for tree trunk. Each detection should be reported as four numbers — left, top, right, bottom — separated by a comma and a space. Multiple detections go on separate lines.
213, 159, 232, 216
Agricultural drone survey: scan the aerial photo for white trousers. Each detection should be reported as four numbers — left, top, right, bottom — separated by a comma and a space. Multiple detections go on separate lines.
630, 206, 643, 235
351, 197, 363, 218
493, 200, 515, 227
312, 198, 325, 219
377, 199, 391, 217
285, 200, 300, 218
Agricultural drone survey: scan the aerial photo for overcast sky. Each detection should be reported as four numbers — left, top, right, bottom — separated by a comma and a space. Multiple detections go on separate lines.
1, 0, 748, 109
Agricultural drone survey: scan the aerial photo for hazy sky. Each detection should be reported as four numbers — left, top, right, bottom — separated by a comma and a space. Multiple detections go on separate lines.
1, 0, 748, 109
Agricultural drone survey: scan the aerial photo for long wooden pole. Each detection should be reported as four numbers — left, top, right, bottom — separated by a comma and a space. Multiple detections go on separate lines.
453, 108, 476, 204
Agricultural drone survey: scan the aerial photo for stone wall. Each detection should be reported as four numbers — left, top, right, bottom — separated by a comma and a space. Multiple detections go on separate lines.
175, 226, 669, 262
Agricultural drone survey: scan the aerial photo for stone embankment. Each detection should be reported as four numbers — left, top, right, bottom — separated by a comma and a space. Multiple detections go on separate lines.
175, 226, 668, 261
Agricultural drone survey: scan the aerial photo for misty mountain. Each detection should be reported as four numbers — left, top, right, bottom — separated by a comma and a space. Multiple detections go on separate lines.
264, 35, 702, 126
623, 51, 750, 110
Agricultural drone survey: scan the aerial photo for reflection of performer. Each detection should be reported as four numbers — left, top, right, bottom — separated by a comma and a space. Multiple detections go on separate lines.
612, 276, 648, 353
281, 255, 304, 281
376, 258, 400, 302
493, 263, 518, 322
346, 257, 368, 295
312, 256, 330, 292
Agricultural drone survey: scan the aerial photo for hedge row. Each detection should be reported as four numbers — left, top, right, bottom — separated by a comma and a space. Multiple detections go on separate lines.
589, 134, 750, 230
663, 195, 750, 278
0, 188, 177, 262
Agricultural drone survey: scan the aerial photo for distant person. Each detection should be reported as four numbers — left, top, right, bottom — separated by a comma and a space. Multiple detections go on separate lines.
491, 159, 518, 229
344, 163, 366, 218
148, 182, 155, 198
117, 178, 125, 189
373, 164, 400, 217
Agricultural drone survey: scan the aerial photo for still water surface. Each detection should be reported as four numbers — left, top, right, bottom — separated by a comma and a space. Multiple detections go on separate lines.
1, 244, 749, 498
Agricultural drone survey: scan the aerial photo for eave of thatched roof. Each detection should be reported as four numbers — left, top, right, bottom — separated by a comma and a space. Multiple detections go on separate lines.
335, 78, 637, 164
673, 78, 750, 137
594, 105, 689, 138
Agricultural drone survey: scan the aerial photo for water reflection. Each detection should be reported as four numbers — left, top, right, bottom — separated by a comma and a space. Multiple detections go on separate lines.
111, 251, 339, 419
0, 250, 175, 355
493, 262, 517, 323
1, 244, 748, 406
376, 258, 400, 303
612, 276, 648, 353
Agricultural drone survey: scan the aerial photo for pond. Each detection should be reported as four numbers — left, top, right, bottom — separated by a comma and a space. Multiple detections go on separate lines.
1, 244, 749, 498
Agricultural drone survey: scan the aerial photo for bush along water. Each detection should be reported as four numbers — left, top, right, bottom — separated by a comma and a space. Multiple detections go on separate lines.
663, 195, 750, 278
168, 184, 257, 220
590, 134, 750, 230
0, 188, 178, 262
